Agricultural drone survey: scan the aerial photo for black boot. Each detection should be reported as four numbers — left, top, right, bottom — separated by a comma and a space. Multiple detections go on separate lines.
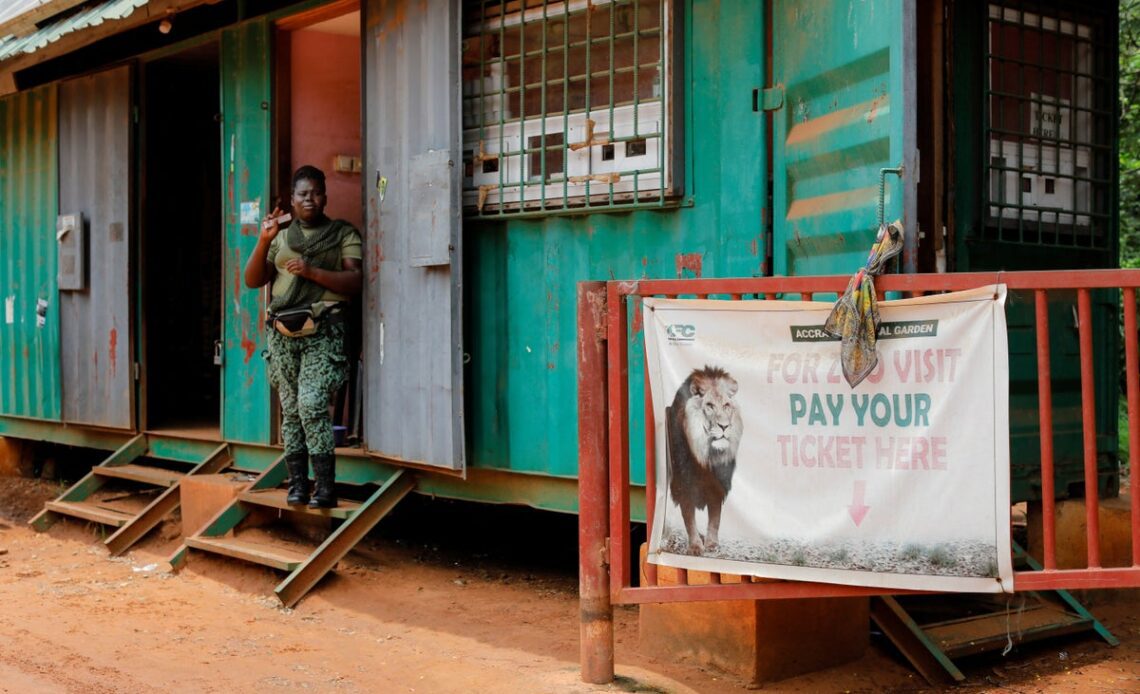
285, 452, 310, 506
309, 453, 338, 508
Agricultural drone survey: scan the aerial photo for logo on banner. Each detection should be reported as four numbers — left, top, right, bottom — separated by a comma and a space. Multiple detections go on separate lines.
666, 323, 697, 344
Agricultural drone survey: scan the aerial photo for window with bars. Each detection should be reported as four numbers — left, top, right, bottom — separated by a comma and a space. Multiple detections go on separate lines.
984, 3, 1115, 248
462, 0, 678, 217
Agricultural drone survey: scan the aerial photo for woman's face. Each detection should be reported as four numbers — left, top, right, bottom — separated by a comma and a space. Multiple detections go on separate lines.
292, 178, 327, 224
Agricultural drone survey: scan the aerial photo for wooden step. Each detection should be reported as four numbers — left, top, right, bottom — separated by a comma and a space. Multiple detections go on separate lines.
44, 500, 135, 527
94, 464, 184, 488
238, 488, 361, 520
185, 535, 311, 571
925, 605, 1092, 658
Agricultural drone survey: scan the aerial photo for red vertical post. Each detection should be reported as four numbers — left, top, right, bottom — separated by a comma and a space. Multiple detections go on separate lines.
578, 281, 613, 684
607, 283, 632, 598
1035, 290, 1057, 569
1077, 289, 1101, 568
1124, 288, 1140, 567
644, 368, 657, 587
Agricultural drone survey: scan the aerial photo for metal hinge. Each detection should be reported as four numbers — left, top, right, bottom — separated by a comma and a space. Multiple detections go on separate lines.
134, 362, 140, 381
758, 86, 784, 112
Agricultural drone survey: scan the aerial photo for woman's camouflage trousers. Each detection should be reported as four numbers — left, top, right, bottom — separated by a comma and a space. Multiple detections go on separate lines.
266, 319, 348, 456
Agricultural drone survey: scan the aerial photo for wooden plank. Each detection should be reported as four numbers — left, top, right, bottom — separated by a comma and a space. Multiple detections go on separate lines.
928, 606, 1091, 659
276, 470, 415, 607
239, 488, 360, 520
870, 597, 964, 685
44, 500, 132, 527
94, 464, 183, 487
104, 444, 234, 556
185, 536, 308, 571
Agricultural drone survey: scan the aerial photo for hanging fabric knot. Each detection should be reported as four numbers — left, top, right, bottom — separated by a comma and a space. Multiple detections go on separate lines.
823, 221, 905, 387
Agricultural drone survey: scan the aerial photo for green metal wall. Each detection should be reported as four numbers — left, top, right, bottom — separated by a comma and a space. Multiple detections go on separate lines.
0, 85, 62, 421
465, 0, 765, 482
220, 19, 273, 444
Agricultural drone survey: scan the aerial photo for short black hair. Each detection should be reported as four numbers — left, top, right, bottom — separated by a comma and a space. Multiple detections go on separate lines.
292, 165, 326, 192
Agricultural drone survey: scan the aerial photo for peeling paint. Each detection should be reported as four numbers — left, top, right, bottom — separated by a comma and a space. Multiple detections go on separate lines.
675, 252, 703, 279
108, 327, 118, 377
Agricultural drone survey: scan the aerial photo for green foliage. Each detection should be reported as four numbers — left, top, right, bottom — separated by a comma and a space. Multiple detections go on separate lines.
1120, 2, 1140, 266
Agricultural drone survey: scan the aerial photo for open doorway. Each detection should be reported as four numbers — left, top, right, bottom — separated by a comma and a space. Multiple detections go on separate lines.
274, 7, 364, 446
140, 42, 222, 436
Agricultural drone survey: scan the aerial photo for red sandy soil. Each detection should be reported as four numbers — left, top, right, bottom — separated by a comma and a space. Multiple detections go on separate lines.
0, 477, 1138, 693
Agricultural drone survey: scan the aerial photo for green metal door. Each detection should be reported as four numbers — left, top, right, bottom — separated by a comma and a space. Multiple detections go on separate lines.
0, 85, 61, 421
771, 0, 917, 278
220, 19, 272, 444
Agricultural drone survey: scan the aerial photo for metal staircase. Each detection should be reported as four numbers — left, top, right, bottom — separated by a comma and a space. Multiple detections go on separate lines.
28, 435, 234, 555
872, 542, 1117, 685
168, 454, 415, 608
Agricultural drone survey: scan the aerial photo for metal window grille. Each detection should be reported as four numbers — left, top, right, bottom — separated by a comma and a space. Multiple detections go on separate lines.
462, 0, 676, 218
983, 2, 1115, 249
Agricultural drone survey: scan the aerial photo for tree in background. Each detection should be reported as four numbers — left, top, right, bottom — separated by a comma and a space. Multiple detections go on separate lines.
1121, 1, 1140, 266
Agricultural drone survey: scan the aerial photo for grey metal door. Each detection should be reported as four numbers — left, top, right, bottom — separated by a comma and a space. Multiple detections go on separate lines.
362, 0, 464, 471
58, 65, 134, 429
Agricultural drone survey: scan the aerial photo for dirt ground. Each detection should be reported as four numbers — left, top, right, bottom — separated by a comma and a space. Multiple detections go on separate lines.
1, 475, 1139, 693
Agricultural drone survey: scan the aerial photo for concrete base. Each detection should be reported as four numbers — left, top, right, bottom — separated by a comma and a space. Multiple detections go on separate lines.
638, 545, 869, 684
180, 474, 251, 538
1026, 495, 1134, 569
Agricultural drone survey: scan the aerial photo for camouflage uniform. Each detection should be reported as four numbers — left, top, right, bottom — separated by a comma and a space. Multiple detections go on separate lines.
266, 319, 347, 456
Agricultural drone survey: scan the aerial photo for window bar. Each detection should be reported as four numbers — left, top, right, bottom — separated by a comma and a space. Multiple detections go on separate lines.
1035, 8, 1045, 244
477, 1, 489, 215
563, 0, 571, 209
517, 6, 526, 210
584, 0, 593, 202
1063, 16, 1076, 245
497, 2, 508, 215
539, 1, 549, 211
656, 0, 665, 208
607, 0, 617, 206
1015, 5, 1025, 244
632, 0, 641, 205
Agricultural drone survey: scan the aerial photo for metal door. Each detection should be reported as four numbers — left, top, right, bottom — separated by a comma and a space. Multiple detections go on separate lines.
362, 0, 464, 471
58, 66, 134, 429
771, 0, 917, 277
0, 85, 61, 421
220, 19, 273, 444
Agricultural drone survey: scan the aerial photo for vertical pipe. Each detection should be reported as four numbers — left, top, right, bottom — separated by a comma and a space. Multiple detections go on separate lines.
1077, 289, 1101, 567
607, 283, 631, 597
1035, 290, 1057, 569
1124, 288, 1140, 567
577, 281, 613, 684
644, 356, 657, 586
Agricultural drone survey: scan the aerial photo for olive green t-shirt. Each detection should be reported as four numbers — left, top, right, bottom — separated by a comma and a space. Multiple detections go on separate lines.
267, 219, 363, 304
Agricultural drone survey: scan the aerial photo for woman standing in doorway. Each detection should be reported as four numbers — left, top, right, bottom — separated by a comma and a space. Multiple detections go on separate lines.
243, 165, 363, 508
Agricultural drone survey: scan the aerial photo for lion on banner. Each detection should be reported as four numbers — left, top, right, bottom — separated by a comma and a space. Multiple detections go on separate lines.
666, 365, 743, 555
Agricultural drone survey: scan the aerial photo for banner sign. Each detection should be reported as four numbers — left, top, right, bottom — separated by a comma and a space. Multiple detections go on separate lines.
644, 286, 1012, 593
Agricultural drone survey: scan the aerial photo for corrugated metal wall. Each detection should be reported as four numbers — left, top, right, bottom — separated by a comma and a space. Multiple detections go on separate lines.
220, 19, 272, 444
0, 85, 62, 421
466, 0, 767, 481
58, 65, 134, 429
362, 0, 464, 471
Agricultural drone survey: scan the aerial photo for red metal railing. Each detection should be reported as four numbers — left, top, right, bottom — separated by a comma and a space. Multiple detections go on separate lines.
577, 270, 1140, 683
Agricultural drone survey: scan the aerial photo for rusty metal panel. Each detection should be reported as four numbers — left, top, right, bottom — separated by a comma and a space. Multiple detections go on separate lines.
0, 84, 62, 421
771, 0, 918, 277
362, 0, 464, 470
220, 19, 272, 444
58, 65, 134, 429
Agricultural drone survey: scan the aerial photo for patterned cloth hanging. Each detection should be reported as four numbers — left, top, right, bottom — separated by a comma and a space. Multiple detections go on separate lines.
823, 221, 905, 387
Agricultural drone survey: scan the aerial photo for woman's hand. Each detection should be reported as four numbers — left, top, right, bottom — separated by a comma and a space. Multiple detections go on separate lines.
285, 258, 311, 279
260, 206, 285, 242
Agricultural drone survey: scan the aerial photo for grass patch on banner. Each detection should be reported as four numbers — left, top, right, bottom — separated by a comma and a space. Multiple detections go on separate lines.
658, 528, 1000, 579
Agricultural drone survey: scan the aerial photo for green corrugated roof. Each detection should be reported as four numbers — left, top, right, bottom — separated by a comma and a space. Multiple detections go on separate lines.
0, 0, 147, 62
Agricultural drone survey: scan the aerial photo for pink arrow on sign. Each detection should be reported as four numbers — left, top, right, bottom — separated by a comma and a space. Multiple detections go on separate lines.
848, 480, 870, 527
